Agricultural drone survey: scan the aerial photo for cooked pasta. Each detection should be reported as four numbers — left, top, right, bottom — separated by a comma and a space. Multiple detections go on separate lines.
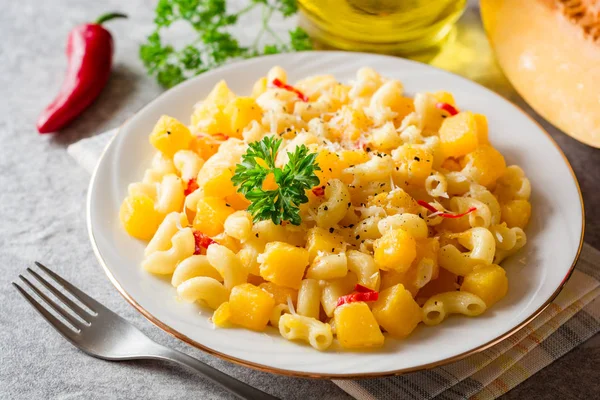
120, 66, 532, 352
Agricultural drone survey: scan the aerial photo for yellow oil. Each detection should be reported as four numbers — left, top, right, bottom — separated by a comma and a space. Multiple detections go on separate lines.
298, 0, 467, 57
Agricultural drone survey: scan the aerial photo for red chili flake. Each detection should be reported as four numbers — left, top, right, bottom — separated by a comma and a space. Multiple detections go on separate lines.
436, 102, 459, 116
336, 291, 379, 307
271, 78, 308, 102
417, 200, 477, 219
193, 231, 216, 255
184, 178, 199, 196
212, 133, 230, 141
354, 284, 375, 293
312, 186, 325, 196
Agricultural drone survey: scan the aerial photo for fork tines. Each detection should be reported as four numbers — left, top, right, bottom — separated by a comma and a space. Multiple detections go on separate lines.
13, 262, 99, 335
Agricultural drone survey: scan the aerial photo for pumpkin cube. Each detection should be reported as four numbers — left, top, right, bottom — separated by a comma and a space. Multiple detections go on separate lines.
212, 301, 231, 327
461, 145, 506, 187
258, 242, 309, 289
200, 168, 236, 198
439, 111, 479, 159
474, 113, 490, 145
190, 135, 220, 160
501, 199, 532, 229
149, 115, 193, 157
305, 227, 345, 262
223, 97, 263, 138
228, 283, 275, 331
206, 80, 236, 106
392, 144, 434, 185
461, 264, 508, 307
315, 150, 345, 185
191, 104, 230, 135
259, 282, 298, 305
372, 284, 422, 338
334, 302, 384, 349
119, 194, 162, 240
374, 228, 417, 272
193, 197, 235, 236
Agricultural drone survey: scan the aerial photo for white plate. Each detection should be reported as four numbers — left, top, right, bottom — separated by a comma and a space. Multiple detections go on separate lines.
87, 51, 584, 378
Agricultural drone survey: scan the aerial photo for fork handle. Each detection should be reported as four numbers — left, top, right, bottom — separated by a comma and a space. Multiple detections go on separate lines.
149, 345, 279, 400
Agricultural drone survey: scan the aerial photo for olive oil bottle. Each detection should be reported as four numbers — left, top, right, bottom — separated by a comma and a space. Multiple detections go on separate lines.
298, 0, 467, 56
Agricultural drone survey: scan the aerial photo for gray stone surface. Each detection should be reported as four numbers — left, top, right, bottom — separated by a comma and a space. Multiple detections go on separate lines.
0, 1, 597, 400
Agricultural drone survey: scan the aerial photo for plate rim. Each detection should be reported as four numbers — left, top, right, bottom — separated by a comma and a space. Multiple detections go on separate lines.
86, 50, 585, 379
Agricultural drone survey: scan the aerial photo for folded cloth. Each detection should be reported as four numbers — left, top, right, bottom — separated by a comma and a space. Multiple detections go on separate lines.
68, 129, 600, 400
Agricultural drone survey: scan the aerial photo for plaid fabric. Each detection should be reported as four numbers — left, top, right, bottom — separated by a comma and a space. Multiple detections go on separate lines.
333, 244, 600, 400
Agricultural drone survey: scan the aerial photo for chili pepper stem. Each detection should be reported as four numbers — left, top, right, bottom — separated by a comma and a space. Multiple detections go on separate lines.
95, 12, 128, 25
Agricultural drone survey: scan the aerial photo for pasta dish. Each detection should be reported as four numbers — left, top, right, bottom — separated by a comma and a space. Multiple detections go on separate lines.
119, 66, 531, 351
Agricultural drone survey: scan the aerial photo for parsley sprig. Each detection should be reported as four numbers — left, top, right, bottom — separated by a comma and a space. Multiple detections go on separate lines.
232, 136, 320, 226
140, 0, 313, 88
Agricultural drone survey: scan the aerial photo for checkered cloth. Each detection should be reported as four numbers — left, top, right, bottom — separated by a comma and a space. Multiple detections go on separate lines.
69, 129, 600, 400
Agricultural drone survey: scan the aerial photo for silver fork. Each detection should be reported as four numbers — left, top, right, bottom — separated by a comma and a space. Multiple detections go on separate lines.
13, 262, 278, 400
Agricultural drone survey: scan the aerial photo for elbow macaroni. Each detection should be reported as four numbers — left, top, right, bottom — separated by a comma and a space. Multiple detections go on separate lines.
120, 66, 532, 352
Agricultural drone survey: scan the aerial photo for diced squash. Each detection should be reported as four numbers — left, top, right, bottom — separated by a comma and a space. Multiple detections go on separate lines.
439, 111, 479, 159
200, 168, 236, 198
474, 113, 490, 145
334, 302, 384, 349
228, 283, 275, 331
461, 264, 508, 307
340, 149, 370, 167
417, 268, 459, 299
212, 302, 231, 327
223, 97, 263, 138
225, 192, 250, 210
193, 197, 235, 236
391, 96, 415, 124
190, 135, 220, 160
149, 115, 193, 157
119, 194, 162, 240
305, 227, 345, 262
315, 150, 345, 185
501, 199, 532, 229
259, 282, 298, 305
258, 242, 309, 289
206, 80, 236, 106
372, 284, 422, 338
461, 145, 506, 187
393, 144, 434, 185
374, 228, 417, 272
380, 270, 419, 297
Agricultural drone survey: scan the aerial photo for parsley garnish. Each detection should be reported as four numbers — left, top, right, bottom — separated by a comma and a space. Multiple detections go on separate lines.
140, 0, 313, 88
232, 136, 320, 226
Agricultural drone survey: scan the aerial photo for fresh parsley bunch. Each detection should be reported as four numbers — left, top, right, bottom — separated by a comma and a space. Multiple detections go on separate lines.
140, 0, 313, 88
232, 136, 320, 226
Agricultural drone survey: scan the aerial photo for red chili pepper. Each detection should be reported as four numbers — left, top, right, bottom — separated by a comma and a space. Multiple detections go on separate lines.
436, 102, 459, 116
193, 231, 216, 255
184, 178, 199, 196
36, 12, 127, 134
271, 78, 308, 102
312, 186, 325, 196
336, 291, 379, 307
417, 200, 477, 219
354, 284, 375, 293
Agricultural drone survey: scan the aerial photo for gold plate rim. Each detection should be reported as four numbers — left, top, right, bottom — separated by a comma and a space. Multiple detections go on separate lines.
86, 51, 585, 379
